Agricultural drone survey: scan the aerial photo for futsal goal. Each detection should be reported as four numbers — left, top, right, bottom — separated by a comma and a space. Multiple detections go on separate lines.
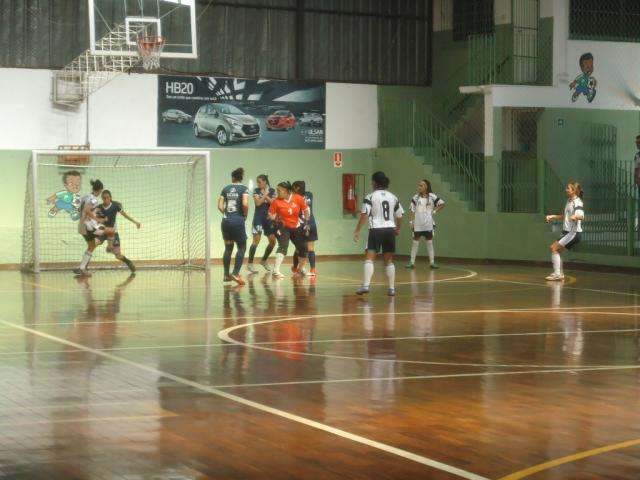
22, 150, 211, 273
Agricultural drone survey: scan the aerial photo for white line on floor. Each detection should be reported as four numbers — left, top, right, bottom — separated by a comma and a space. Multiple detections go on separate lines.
0, 318, 490, 480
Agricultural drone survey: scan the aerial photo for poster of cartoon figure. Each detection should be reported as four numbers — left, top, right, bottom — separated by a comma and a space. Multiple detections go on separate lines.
46, 170, 82, 220
570, 52, 597, 103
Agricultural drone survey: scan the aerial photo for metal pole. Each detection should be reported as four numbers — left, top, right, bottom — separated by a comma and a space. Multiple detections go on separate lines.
204, 151, 212, 270
31, 152, 41, 273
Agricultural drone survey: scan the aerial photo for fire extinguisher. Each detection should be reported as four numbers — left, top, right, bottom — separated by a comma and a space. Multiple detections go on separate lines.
342, 174, 357, 213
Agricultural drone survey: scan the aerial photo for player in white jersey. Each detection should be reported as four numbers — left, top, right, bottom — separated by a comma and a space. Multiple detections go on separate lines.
545, 182, 585, 281
73, 179, 113, 276
406, 179, 445, 269
353, 171, 404, 296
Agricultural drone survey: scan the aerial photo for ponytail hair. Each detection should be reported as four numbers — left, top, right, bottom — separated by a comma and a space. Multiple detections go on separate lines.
277, 181, 292, 192
231, 167, 244, 182
568, 181, 583, 199
90, 179, 103, 192
257, 174, 270, 186
292, 180, 306, 194
372, 171, 389, 190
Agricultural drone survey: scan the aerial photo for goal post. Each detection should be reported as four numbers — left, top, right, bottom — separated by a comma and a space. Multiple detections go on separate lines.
22, 149, 211, 273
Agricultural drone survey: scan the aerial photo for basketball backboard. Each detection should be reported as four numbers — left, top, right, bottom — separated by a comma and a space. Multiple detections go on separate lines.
89, 0, 197, 59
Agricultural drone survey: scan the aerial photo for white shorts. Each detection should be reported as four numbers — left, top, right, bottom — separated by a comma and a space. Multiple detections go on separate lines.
84, 219, 106, 236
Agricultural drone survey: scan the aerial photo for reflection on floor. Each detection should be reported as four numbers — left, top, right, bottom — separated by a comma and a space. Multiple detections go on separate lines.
2, 261, 640, 479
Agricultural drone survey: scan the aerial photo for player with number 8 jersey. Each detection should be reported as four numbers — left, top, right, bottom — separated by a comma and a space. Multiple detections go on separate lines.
353, 171, 404, 296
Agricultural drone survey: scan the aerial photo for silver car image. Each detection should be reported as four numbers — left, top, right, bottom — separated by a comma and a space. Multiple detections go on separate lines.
161, 109, 192, 123
193, 103, 261, 145
299, 112, 324, 127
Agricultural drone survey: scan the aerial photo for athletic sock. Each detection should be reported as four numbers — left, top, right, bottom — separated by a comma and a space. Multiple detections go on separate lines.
385, 263, 396, 289
79, 251, 92, 270
248, 244, 257, 264
274, 252, 285, 274
223, 244, 233, 277
262, 244, 275, 262
410, 240, 419, 264
363, 260, 374, 287
308, 251, 316, 269
293, 251, 299, 269
233, 242, 246, 275
551, 251, 562, 275
426, 240, 435, 265
121, 256, 134, 271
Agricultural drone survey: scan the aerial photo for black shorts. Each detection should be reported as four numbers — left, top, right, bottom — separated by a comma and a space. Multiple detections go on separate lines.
305, 222, 318, 242
366, 228, 396, 253
221, 219, 247, 243
558, 230, 581, 250
413, 230, 433, 240
277, 226, 308, 257
252, 218, 277, 236
82, 232, 97, 242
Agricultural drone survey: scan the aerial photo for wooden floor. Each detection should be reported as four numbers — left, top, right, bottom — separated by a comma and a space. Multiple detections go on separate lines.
2, 260, 640, 479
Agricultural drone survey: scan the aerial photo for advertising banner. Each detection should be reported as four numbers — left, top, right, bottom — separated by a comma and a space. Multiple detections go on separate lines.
158, 76, 325, 149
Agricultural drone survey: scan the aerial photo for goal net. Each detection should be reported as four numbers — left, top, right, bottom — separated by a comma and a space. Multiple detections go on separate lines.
22, 150, 210, 272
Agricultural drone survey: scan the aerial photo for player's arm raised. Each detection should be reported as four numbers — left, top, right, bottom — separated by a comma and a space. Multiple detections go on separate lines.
120, 210, 141, 229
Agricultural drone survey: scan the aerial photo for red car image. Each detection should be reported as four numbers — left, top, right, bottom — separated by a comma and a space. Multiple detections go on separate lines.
266, 110, 296, 130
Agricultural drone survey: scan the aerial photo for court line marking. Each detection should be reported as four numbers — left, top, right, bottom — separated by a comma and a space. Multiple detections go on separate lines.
2, 324, 639, 357
15, 304, 640, 328
320, 268, 478, 285
0, 318, 489, 480
218, 310, 640, 369
207, 365, 640, 389
486, 278, 640, 298
497, 438, 640, 480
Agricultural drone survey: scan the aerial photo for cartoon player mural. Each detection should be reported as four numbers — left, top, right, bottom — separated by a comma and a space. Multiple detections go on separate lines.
47, 170, 82, 220
570, 52, 597, 103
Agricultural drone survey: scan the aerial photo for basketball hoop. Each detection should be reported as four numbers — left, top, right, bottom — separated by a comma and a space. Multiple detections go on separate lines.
137, 36, 165, 70
58, 144, 90, 167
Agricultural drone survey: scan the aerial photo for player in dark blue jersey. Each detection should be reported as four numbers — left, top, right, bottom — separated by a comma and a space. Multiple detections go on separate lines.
97, 190, 140, 273
292, 181, 318, 276
247, 174, 277, 273
218, 167, 249, 285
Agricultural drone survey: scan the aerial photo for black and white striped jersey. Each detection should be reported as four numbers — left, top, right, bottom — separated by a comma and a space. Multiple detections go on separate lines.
563, 197, 584, 233
361, 190, 404, 229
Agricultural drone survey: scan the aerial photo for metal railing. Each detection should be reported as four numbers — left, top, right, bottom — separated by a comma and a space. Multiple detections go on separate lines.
500, 152, 538, 213
544, 161, 637, 256
467, 29, 552, 86
379, 101, 485, 211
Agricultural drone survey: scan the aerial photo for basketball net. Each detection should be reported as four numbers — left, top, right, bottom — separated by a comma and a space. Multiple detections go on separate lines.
137, 36, 165, 70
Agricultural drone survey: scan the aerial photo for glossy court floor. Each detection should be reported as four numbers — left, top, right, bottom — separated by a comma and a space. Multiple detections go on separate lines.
2, 260, 640, 479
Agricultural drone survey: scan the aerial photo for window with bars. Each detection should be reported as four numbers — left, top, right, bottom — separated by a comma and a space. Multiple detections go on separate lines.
453, 0, 494, 41
570, 0, 640, 42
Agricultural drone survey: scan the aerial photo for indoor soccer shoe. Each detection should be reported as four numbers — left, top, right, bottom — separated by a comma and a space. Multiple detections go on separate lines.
247, 263, 258, 274
231, 274, 245, 286
545, 273, 565, 281
430, 263, 439, 269
307, 268, 317, 277
223, 275, 233, 282
388, 288, 396, 296
260, 261, 272, 272
73, 268, 91, 277
272, 271, 285, 279
356, 286, 370, 295
405, 262, 415, 269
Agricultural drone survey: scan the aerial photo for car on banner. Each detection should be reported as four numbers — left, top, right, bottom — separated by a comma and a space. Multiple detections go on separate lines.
299, 112, 324, 127
266, 110, 297, 131
193, 103, 261, 145
161, 109, 192, 124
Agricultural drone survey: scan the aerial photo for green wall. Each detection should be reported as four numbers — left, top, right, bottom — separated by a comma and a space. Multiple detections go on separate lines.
1, 149, 374, 266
